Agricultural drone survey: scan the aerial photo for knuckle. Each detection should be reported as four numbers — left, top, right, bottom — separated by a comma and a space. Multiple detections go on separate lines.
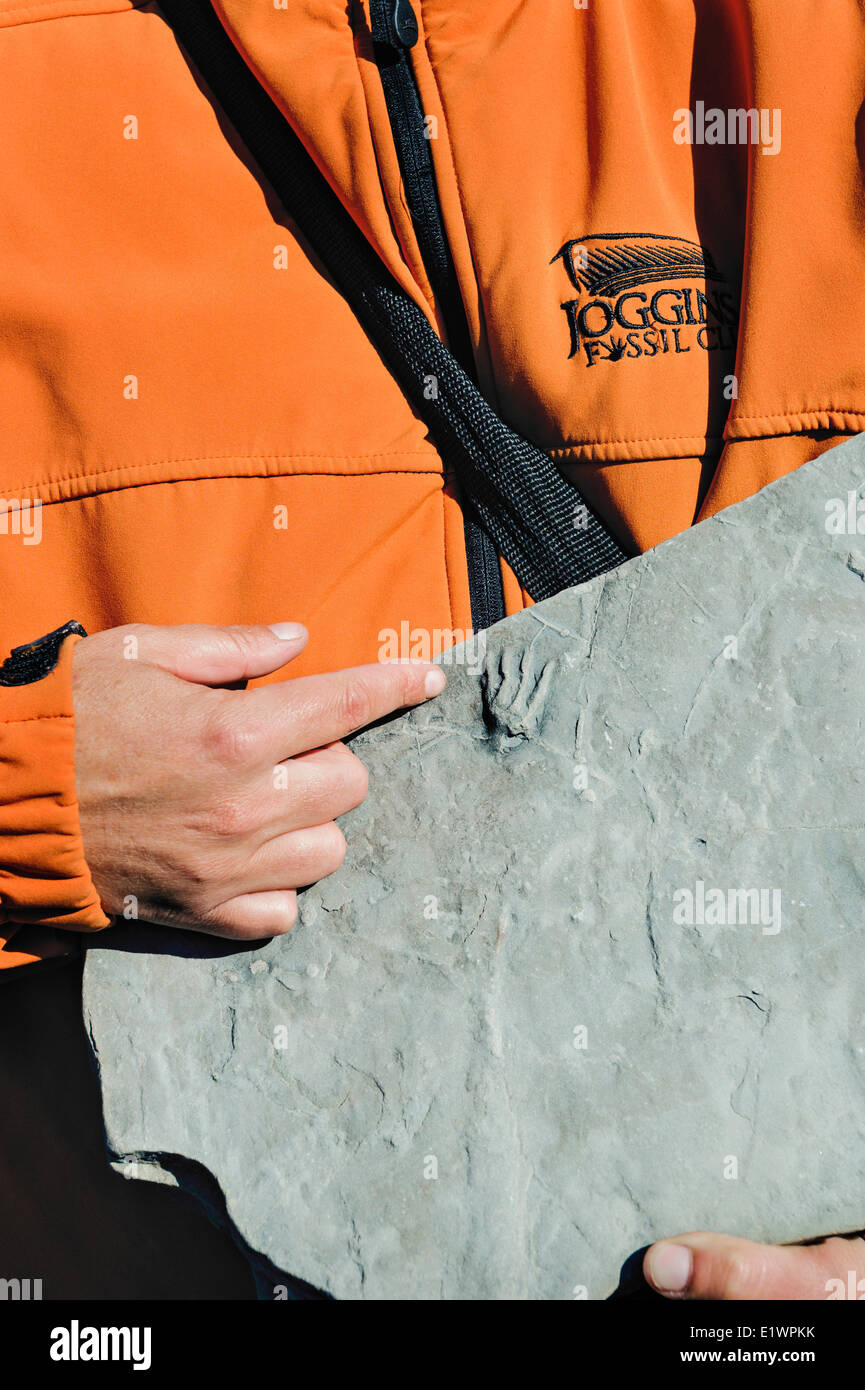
207, 796, 256, 840
720, 1248, 762, 1300
347, 753, 369, 802
327, 824, 348, 871
341, 752, 369, 807
278, 893, 299, 932
221, 626, 263, 666
202, 701, 257, 768
314, 821, 347, 872
337, 677, 373, 732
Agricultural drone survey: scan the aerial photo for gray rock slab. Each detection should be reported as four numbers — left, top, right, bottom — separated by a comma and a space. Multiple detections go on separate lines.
83, 434, 865, 1299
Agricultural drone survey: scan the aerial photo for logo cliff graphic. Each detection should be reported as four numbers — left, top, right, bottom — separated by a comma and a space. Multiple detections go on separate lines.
551, 232, 739, 367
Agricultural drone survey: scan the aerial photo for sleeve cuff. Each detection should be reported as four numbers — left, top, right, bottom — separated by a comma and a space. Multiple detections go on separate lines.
0, 633, 110, 933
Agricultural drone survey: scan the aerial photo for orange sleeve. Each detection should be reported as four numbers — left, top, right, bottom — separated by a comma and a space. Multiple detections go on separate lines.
0, 633, 109, 958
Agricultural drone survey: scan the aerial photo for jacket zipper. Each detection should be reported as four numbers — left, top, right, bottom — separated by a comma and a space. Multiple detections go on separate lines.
369, 0, 506, 631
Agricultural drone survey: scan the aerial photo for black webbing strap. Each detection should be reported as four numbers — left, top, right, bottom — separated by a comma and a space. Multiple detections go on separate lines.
157, 0, 630, 605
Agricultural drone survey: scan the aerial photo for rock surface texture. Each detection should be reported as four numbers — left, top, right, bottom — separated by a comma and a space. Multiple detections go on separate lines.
84, 435, 865, 1299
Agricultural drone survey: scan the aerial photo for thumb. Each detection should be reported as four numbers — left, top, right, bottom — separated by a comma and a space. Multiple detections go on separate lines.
643, 1231, 865, 1301
138, 622, 308, 686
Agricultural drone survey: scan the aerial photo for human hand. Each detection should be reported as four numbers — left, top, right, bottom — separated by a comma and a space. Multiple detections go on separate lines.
644, 1230, 865, 1300
72, 622, 445, 939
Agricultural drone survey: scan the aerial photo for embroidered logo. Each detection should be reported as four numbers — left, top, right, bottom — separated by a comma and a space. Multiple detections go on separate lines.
551, 232, 739, 367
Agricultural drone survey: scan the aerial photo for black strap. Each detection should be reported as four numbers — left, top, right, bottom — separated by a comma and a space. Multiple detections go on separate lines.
157, 0, 630, 607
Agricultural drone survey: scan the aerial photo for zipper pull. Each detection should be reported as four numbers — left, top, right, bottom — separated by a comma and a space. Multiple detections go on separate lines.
392, 0, 418, 47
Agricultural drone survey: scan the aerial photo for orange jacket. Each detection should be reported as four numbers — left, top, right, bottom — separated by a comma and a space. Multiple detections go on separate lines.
1, 0, 864, 968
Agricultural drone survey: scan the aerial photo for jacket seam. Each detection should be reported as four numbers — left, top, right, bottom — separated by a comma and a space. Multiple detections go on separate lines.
0, 714, 72, 724
8, 453, 442, 495
730, 409, 865, 423
548, 412, 865, 452
0, 1, 142, 26
9, 411, 864, 496
550, 434, 723, 453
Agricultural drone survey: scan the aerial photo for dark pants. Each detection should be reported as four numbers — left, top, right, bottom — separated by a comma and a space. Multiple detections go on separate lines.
0, 954, 255, 1300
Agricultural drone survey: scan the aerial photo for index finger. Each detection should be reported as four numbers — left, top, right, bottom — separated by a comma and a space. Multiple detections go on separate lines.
244, 661, 446, 761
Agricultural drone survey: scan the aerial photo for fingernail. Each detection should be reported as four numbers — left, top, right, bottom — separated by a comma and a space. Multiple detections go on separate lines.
424, 667, 446, 697
645, 1243, 692, 1294
268, 623, 307, 642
